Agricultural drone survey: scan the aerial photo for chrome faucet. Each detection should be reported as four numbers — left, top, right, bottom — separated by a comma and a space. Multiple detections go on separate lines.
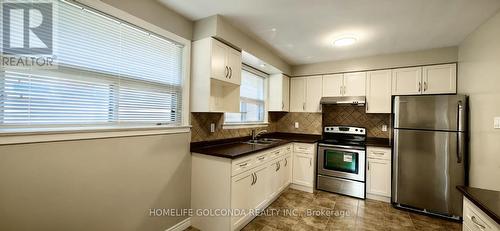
251, 129, 268, 140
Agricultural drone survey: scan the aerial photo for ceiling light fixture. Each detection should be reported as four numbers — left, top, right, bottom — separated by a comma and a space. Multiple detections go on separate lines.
333, 37, 357, 47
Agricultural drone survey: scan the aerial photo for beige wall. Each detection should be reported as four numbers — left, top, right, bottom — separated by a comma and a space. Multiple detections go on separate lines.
292, 47, 458, 76
458, 11, 500, 191
101, 0, 194, 40
0, 132, 191, 231
193, 15, 292, 75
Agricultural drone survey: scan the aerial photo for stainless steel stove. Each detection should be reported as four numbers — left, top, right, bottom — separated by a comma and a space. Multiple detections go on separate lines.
317, 126, 366, 199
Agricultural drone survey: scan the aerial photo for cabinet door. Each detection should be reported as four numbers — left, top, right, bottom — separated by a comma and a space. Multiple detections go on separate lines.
322, 74, 343, 97
392, 67, 422, 95
366, 158, 391, 197
226, 47, 242, 85
366, 70, 392, 113
210, 39, 228, 82
283, 75, 290, 111
422, 64, 456, 94
292, 153, 313, 187
252, 166, 268, 210
290, 77, 306, 112
281, 155, 292, 189
305, 76, 323, 112
231, 171, 253, 227
267, 161, 281, 199
343, 72, 366, 96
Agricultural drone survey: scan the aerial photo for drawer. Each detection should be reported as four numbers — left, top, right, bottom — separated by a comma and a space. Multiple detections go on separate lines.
232, 155, 255, 176
463, 198, 499, 231
268, 147, 285, 160
367, 147, 391, 160
294, 143, 315, 154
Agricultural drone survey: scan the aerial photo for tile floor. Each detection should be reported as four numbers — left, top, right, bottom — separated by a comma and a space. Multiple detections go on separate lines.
186, 188, 462, 231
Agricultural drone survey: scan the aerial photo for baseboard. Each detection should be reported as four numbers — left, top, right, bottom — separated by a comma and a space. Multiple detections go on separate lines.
366, 193, 391, 203
290, 183, 314, 193
166, 217, 191, 231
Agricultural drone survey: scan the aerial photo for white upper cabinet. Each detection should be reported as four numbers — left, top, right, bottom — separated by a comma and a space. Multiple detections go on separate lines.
366, 70, 392, 113
290, 76, 322, 112
322, 72, 366, 97
343, 72, 367, 96
269, 74, 290, 111
322, 74, 343, 97
422, 64, 457, 94
392, 67, 422, 95
392, 64, 456, 95
191, 37, 242, 112
290, 77, 306, 112
305, 76, 323, 112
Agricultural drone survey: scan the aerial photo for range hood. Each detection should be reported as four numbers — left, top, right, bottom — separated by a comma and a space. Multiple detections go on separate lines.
320, 96, 366, 106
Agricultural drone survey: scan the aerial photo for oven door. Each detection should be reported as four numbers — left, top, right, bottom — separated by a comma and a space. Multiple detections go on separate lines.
317, 143, 365, 182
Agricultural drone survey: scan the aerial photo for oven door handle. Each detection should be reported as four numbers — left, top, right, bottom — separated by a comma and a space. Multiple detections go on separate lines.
318, 143, 365, 150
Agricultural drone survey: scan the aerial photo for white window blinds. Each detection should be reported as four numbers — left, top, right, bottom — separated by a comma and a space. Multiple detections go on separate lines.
225, 69, 266, 123
0, 0, 184, 129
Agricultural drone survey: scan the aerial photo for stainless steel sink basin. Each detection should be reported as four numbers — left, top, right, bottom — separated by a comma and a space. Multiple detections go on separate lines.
241, 138, 282, 145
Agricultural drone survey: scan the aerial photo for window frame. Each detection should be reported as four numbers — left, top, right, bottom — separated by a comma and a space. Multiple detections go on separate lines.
223, 65, 269, 129
0, 0, 191, 143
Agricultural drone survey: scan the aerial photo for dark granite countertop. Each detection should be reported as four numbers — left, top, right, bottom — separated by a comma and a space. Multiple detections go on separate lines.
457, 186, 500, 224
190, 132, 321, 159
366, 137, 392, 147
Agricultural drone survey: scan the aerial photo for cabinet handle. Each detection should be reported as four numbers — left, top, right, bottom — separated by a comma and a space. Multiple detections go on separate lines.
471, 216, 486, 229
282, 102, 284, 110
366, 101, 369, 112
285, 158, 288, 167
309, 158, 312, 167
424, 82, 428, 92
258, 156, 265, 160
254, 172, 258, 184
418, 82, 421, 92
229, 67, 232, 79
372, 151, 385, 155
239, 162, 248, 167
342, 86, 346, 95
302, 102, 306, 111
225, 66, 229, 78
250, 173, 255, 185
339, 86, 342, 95
276, 162, 280, 172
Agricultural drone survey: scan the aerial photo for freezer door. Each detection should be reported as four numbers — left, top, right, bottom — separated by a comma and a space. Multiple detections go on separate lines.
393, 129, 465, 217
394, 95, 467, 131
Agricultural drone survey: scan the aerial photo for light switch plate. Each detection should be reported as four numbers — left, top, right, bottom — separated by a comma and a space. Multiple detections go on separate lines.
210, 123, 215, 133
294, 122, 299, 129
382, 124, 388, 132
494, 117, 500, 129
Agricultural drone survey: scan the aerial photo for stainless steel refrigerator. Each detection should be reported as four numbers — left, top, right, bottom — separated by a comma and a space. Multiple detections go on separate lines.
392, 94, 467, 219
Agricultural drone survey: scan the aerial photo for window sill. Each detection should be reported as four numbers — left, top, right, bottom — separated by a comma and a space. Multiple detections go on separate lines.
222, 122, 269, 130
0, 125, 191, 145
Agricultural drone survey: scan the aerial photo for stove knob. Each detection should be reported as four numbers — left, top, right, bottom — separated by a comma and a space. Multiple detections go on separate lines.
355, 129, 358, 131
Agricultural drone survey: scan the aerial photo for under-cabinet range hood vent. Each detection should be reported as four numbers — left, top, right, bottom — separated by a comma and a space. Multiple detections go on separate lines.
320, 96, 366, 106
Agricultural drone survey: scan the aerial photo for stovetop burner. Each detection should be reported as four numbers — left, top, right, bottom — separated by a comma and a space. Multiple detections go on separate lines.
319, 126, 367, 147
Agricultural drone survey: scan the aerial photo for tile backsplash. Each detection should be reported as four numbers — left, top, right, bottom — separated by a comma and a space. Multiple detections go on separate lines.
191, 106, 390, 142
322, 105, 391, 138
268, 112, 322, 135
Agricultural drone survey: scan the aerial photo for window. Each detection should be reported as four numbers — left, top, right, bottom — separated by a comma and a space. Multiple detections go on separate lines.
0, 0, 186, 131
225, 68, 266, 124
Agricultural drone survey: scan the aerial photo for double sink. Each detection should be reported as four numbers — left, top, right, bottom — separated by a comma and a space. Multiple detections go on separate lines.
241, 138, 283, 145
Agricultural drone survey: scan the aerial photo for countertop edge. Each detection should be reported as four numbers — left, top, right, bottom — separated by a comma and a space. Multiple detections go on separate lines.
457, 186, 500, 225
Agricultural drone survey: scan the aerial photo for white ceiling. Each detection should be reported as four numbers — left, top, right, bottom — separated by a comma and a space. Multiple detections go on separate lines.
159, 0, 500, 65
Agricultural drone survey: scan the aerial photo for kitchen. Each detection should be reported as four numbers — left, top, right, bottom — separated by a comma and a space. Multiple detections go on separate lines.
1, 1, 500, 231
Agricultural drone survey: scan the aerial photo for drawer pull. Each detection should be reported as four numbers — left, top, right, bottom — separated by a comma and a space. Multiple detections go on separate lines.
372, 152, 385, 155
239, 162, 248, 167
471, 216, 486, 229
258, 156, 266, 160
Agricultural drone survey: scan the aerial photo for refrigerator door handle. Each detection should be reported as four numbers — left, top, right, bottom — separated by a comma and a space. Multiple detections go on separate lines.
457, 100, 464, 163
392, 129, 399, 202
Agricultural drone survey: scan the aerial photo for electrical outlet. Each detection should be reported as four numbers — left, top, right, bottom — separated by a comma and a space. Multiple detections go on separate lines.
294, 122, 299, 129
494, 117, 500, 129
210, 123, 215, 133
382, 124, 388, 132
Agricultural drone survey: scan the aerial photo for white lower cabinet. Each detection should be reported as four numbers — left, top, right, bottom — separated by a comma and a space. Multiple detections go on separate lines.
291, 143, 316, 193
366, 147, 392, 202
192, 144, 295, 231
463, 197, 500, 231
